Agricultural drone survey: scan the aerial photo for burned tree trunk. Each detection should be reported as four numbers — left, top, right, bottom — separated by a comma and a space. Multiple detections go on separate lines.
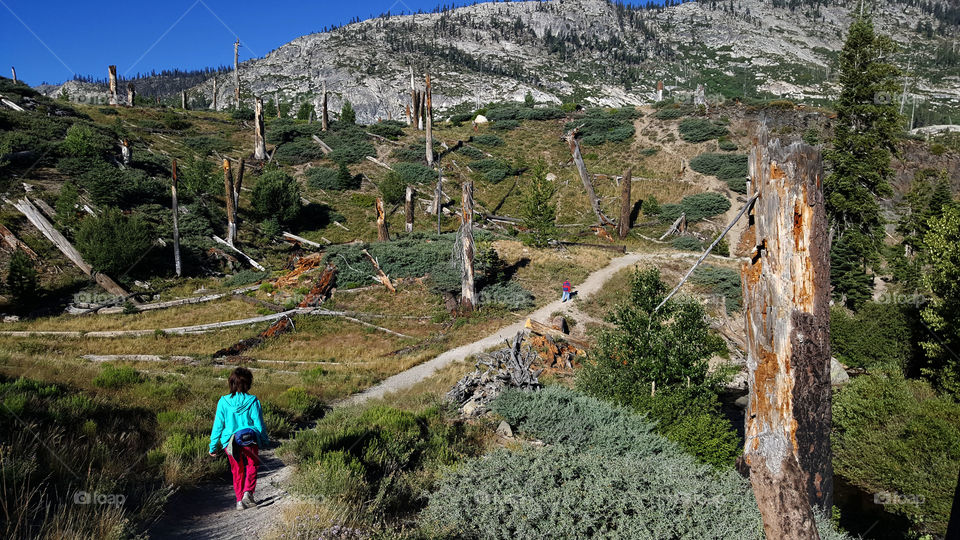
126, 83, 135, 107
618, 167, 632, 239
425, 73, 434, 166
567, 131, 613, 226
405, 185, 414, 233
405, 104, 412, 126
234, 39, 241, 109
108, 65, 118, 106
253, 97, 266, 160
223, 159, 237, 246
321, 80, 329, 132
234, 158, 244, 211
171, 160, 182, 277
120, 139, 131, 166
376, 197, 390, 242
460, 181, 476, 311
212, 77, 218, 110
740, 127, 831, 539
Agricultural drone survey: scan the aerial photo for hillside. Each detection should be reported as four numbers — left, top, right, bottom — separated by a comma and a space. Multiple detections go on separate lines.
39, 0, 960, 126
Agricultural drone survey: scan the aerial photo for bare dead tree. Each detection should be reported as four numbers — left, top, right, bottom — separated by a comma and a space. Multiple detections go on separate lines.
618, 167, 632, 239
566, 130, 613, 226
181, 90, 187, 110
126, 82, 135, 107
425, 73, 434, 165
10, 66, 16, 84
223, 159, 237, 246
108, 65, 118, 106
740, 127, 831, 539
212, 77, 218, 110
254, 97, 266, 160
171, 159, 182, 277
321, 80, 329, 132
234, 39, 241, 109
405, 185, 415, 233
460, 181, 476, 311
376, 197, 390, 242
234, 158, 245, 211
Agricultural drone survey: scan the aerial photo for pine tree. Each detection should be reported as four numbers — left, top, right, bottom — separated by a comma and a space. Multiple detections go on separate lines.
340, 101, 356, 125
519, 160, 557, 248
920, 204, 960, 398
824, 13, 901, 308
6, 249, 38, 311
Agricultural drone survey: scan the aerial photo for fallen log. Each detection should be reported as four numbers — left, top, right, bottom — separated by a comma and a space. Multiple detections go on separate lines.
362, 249, 396, 292
212, 235, 266, 271
566, 130, 614, 226
0, 224, 38, 261
659, 213, 687, 240
364, 131, 402, 145
366, 155, 394, 171
282, 232, 323, 249
311, 135, 333, 155
33, 199, 57, 220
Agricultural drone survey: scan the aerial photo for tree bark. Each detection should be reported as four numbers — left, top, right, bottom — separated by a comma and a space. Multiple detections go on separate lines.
618, 167, 632, 239
126, 82, 135, 107
10, 66, 16, 84
234, 158, 245, 212
0, 224, 38, 261
234, 39, 241, 109
460, 181, 476, 311
108, 65, 118, 106
171, 159, 182, 277
212, 77, 218, 110
223, 159, 237, 246
254, 97, 266, 160
567, 131, 613, 226
740, 127, 831, 539
321, 80, 329, 132
376, 197, 390, 242
425, 73, 434, 165
405, 185, 414, 233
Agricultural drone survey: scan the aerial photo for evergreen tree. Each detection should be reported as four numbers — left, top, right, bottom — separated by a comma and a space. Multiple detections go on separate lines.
296, 102, 315, 121
263, 99, 278, 117
341, 101, 356, 125
6, 249, 37, 311
519, 160, 557, 248
919, 205, 960, 398
824, 14, 901, 308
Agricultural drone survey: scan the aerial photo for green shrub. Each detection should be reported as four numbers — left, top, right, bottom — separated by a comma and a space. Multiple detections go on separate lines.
62, 123, 113, 158
471, 157, 515, 184
830, 302, 920, 372
833, 372, 960, 537
340, 101, 356, 125
378, 172, 406, 205
718, 139, 738, 151
691, 265, 742, 313
643, 196, 660, 216
478, 281, 534, 310
276, 386, 324, 421
92, 365, 143, 389
76, 208, 154, 275
296, 102, 315, 121
367, 122, 404, 140
659, 192, 731, 223
491, 119, 520, 131
274, 139, 326, 165
472, 134, 503, 147
678, 118, 728, 143
326, 127, 375, 165
223, 270, 269, 287
564, 108, 639, 146
183, 135, 232, 156
393, 162, 436, 185
6, 249, 38, 310
161, 112, 192, 130
251, 169, 302, 224
306, 164, 359, 191
690, 153, 748, 180
671, 236, 702, 251
802, 128, 821, 145
390, 146, 425, 163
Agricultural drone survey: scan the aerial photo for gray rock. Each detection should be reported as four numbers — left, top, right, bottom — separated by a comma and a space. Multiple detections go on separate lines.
830, 357, 850, 386
496, 420, 513, 438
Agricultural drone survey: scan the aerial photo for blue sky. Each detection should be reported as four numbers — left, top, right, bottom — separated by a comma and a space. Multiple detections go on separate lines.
0, 0, 518, 85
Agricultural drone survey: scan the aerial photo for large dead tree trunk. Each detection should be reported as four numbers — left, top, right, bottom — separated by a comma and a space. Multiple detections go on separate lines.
234, 158, 244, 211
460, 181, 476, 311
567, 131, 613, 226
425, 74, 434, 165
0, 224, 38, 261
212, 77, 218, 110
181, 90, 187, 110
740, 127, 831, 539
108, 65, 118, 106
321, 80, 329, 132
234, 39, 241, 109
126, 83, 135, 107
253, 97, 266, 160
223, 159, 237, 246
10, 66, 16, 84
171, 159, 182, 277
405, 185, 414, 233
376, 197, 390, 242
618, 167, 632, 239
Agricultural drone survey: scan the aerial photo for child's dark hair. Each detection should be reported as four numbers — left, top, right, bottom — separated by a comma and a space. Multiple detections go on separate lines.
229, 367, 253, 395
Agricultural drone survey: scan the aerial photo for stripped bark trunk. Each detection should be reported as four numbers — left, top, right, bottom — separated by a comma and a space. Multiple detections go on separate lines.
120, 139, 131, 166
126, 83, 135, 107
659, 213, 686, 240
10, 67, 16, 84
376, 197, 390, 242
108, 65, 118, 106
0, 224, 38, 261
234, 158, 245, 211
171, 160, 182, 277
405, 185, 414, 233
223, 159, 236, 246
254, 97, 266, 160
567, 131, 613, 226
425, 74, 434, 165
740, 127, 831, 539
234, 39, 241, 109
212, 77, 218, 109
618, 167, 632, 239
460, 181, 476, 311
405, 104, 412, 126
321, 80, 329, 132
311, 135, 332, 154
362, 249, 396, 293
181, 90, 187, 110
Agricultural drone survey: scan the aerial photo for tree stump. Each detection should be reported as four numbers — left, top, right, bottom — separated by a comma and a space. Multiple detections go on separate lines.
233, 39, 241, 109
107, 65, 118, 106
321, 80, 329, 132
126, 82, 135, 107
425, 73, 434, 165
740, 127, 832, 539
223, 160, 237, 246
405, 185, 414, 233
461, 181, 476, 311
376, 197, 390, 242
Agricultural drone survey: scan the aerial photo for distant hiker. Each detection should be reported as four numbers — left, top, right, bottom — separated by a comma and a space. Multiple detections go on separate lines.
562, 279, 572, 302
209, 367, 269, 511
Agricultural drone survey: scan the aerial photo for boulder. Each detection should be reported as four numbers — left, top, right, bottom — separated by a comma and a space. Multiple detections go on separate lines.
830, 357, 850, 386
474, 114, 489, 124
496, 420, 513, 438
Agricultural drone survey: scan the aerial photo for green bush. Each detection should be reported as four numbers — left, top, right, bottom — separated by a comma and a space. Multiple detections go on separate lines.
718, 139, 738, 151
379, 172, 407, 205
833, 372, 960, 537
425, 386, 842, 539
659, 192, 731, 223
326, 127, 375, 165
830, 302, 920, 372
679, 118, 729, 143
671, 236, 702, 251
340, 101, 356, 125
393, 162, 436, 185
655, 107, 689, 119
92, 365, 143, 389
367, 122, 404, 140
472, 134, 503, 147
306, 165, 359, 191
251, 169, 302, 224
643, 196, 660, 216
471, 157, 515, 184
6, 249, 38, 310
183, 135, 232, 156
492, 119, 520, 131
76, 208, 154, 275
62, 123, 113, 159
691, 265, 742, 313
690, 153, 748, 180
274, 139, 327, 165
478, 281, 534, 310
223, 269, 269, 287
390, 146, 425, 163
161, 112, 192, 130
564, 108, 639, 146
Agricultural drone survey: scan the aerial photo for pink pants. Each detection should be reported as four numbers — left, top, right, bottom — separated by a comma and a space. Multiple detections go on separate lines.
227, 445, 259, 501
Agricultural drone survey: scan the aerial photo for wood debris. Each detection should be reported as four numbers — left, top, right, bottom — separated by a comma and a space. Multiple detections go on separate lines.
446, 332, 541, 417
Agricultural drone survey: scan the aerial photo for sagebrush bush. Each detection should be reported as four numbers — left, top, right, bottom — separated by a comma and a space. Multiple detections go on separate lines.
678, 118, 729, 142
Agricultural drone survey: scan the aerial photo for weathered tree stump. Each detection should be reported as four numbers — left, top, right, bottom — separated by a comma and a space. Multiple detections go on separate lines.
212, 77, 218, 110
376, 197, 390, 242
740, 127, 831, 539
425, 73, 434, 165
254, 97, 266, 160
321, 80, 329, 132
223, 160, 237, 246
107, 65, 118, 106
567, 130, 613, 226
405, 185, 414, 233
126, 82, 135, 107
461, 181, 476, 311
233, 39, 241, 109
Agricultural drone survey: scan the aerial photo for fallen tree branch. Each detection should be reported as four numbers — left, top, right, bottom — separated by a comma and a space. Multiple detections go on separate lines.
212, 236, 266, 271
362, 249, 396, 293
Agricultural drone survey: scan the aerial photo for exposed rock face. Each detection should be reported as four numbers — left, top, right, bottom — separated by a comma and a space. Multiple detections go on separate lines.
38, 0, 958, 123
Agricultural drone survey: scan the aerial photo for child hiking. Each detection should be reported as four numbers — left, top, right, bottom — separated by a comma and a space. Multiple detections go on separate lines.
209, 367, 269, 511
561, 279, 572, 302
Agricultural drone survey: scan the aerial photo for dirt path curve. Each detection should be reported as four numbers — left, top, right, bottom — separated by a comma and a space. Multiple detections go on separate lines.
148, 449, 292, 540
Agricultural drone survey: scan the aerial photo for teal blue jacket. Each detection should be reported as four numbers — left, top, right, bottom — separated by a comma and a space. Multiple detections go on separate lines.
209, 392, 269, 453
